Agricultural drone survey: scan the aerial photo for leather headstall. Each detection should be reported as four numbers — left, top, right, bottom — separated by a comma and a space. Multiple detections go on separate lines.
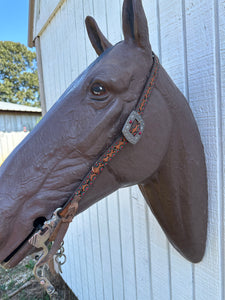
28, 53, 159, 295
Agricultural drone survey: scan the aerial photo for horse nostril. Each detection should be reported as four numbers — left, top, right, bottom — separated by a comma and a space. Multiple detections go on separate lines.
33, 217, 47, 230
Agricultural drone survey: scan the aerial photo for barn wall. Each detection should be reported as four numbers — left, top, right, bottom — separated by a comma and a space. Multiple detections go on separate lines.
0, 132, 29, 166
0, 111, 40, 165
33, 0, 225, 299
0, 112, 41, 132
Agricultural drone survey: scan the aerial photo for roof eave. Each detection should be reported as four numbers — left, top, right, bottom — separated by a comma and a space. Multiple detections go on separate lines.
28, 0, 35, 48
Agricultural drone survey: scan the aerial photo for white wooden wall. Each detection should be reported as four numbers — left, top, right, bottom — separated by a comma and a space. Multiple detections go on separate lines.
0, 132, 29, 166
32, 0, 225, 299
0, 112, 40, 132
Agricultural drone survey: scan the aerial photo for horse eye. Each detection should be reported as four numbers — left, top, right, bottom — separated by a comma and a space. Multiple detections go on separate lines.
91, 82, 107, 97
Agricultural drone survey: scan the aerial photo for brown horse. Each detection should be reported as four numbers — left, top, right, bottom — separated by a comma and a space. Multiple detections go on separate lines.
0, 0, 207, 272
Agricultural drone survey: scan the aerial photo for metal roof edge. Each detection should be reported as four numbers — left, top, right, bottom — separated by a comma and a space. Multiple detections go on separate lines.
0, 102, 42, 113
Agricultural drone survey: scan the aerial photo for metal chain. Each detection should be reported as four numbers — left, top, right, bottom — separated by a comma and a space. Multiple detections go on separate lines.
55, 241, 67, 273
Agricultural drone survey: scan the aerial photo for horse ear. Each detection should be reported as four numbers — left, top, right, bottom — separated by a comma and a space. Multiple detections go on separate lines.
122, 0, 151, 50
85, 16, 112, 56
138, 106, 208, 263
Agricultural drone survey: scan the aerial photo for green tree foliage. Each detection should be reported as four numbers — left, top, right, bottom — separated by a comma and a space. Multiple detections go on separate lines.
0, 41, 40, 107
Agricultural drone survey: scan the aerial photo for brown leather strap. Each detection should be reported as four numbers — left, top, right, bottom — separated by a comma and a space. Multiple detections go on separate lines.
57, 54, 159, 224
28, 54, 159, 274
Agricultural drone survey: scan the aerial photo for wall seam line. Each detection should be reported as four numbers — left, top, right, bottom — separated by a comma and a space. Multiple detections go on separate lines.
213, 0, 224, 299
106, 198, 115, 300
97, 204, 106, 300
81, 213, 90, 300
117, 191, 125, 300
167, 243, 172, 300
88, 209, 98, 299
156, 0, 162, 62
130, 188, 138, 300
181, 1, 195, 299
145, 203, 154, 300
181, 0, 190, 102
75, 220, 84, 299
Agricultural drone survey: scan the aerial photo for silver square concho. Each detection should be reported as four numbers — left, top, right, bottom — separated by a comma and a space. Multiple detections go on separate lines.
122, 111, 145, 144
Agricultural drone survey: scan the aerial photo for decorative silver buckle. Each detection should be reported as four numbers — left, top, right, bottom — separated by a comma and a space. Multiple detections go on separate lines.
122, 111, 144, 144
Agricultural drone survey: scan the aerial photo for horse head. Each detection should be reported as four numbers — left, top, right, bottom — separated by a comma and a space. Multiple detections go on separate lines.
0, 0, 207, 269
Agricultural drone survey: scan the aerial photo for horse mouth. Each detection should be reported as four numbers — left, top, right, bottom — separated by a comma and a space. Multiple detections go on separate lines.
0, 229, 37, 269
0, 217, 47, 268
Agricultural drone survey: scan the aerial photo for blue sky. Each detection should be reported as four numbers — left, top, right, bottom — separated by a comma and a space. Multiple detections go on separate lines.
0, 0, 30, 48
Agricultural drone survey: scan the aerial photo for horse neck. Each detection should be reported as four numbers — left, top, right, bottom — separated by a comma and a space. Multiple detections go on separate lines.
139, 64, 208, 262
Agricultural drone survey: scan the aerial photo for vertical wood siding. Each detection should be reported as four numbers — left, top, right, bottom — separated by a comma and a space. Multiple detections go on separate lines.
0, 113, 41, 165
0, 113, 40, 132
34, 0, 225, 299
0, 132, 29, 166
